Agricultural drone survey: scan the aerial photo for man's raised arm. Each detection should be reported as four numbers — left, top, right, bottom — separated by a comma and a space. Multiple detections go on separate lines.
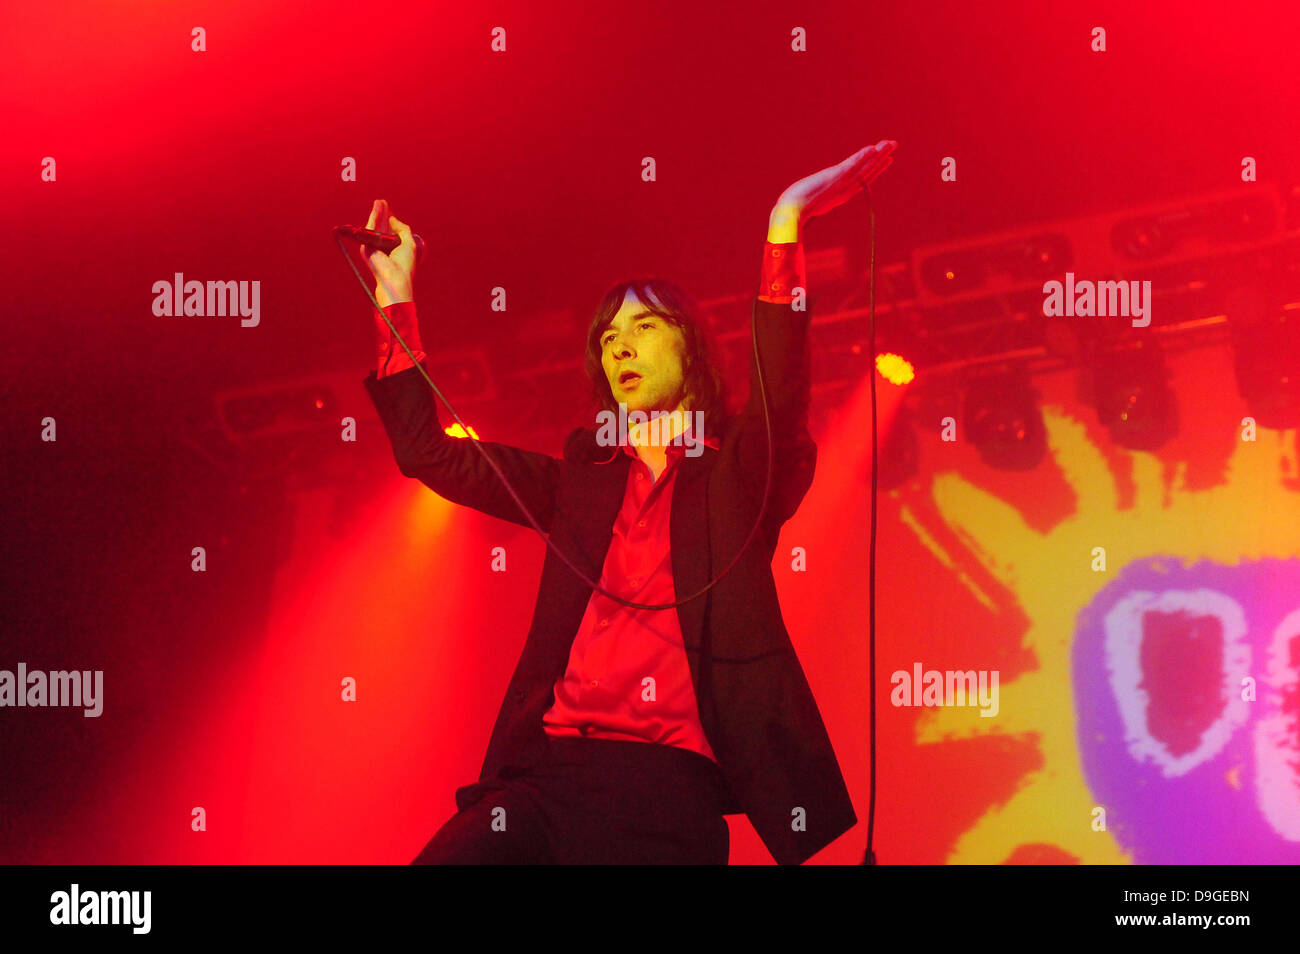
358, 200, 564, 532
731, 141, 898, 529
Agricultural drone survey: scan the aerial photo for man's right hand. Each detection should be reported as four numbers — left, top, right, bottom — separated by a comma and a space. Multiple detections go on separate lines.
361, 198, 417, 309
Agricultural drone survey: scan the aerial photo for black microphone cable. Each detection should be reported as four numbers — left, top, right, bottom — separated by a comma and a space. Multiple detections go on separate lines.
863, 190, 879, 865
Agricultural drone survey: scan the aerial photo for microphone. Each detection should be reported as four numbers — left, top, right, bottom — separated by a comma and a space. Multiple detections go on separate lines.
334, 224, 426, 261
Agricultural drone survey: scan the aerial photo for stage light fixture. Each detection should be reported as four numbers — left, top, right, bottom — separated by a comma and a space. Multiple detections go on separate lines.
1088, 343, 1179, 451
1232, 307, 1300, 430
1111, 215, 1174, 260
919, 248, 988, 297
963, 369, 1047, 471
875, 351, 915, 386
1005, 233, 1072, 281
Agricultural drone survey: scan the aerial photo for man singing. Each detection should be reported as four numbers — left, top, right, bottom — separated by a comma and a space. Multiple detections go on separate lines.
360, 139, 895, 864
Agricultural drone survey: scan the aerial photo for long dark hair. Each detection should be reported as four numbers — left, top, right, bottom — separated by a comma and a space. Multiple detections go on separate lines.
583, 278, 730, 441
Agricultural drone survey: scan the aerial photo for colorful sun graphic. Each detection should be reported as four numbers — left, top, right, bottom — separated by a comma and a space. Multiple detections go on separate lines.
898, 405, 1300, 864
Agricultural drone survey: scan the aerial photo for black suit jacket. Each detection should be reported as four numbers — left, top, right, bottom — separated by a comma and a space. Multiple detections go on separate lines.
363, 293, 857, 864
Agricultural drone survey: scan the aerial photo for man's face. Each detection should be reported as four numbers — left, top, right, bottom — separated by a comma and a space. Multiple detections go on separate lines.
600, 289, 688, 416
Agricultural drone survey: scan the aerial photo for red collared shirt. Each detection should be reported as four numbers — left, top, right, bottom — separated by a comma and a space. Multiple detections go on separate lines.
542, 417, 724, 759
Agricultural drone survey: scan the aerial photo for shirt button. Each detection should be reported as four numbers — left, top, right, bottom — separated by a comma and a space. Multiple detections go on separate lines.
772, 248, 783, 257
629, 578, 639, 586
770, 281, 782, 291
589, 680, 598, 688
637, 473, 644, 480
638, 519, 646, 527
600, 618, 609, 627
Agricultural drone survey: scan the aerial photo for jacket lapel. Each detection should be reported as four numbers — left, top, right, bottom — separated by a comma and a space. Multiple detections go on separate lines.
669, 449, 714, 656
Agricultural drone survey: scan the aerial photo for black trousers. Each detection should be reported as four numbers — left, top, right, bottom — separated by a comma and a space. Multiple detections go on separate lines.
411, 736, 731, 864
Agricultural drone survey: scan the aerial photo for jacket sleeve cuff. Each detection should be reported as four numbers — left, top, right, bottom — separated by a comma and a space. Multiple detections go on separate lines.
758, 242, 806, 304
376, 300, 425, 376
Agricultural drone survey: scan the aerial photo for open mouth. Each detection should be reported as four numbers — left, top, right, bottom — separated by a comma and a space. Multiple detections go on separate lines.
619, 372, 642, 387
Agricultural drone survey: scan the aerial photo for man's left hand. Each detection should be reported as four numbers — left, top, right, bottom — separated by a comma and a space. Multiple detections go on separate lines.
772, 139, 897, 227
